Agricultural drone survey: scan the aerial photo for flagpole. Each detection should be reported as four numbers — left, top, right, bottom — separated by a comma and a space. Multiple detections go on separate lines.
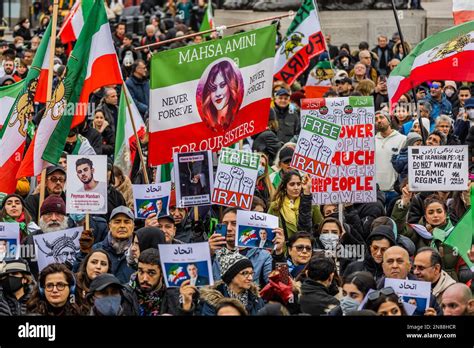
39, 0, 60, 221
390, 0, 425, 145
122, 83, 149, 184
134, 12, 294, 52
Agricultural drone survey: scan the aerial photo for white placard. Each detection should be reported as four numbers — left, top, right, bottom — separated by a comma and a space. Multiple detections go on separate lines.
408, 145, 468, 191
132, 182, 171, 219
66, 155, 108, 214
236, 211, 279, 249
158, 242, 213, 288
33, 227, 83, 271
384, 278, 431, 312
0, 222, 20, 260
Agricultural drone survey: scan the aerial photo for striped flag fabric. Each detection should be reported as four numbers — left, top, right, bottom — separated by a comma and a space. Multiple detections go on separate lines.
453, 0, 474, 25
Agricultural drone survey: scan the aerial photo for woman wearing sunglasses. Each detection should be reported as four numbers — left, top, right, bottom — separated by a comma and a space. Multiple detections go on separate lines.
363, 287, 407, 316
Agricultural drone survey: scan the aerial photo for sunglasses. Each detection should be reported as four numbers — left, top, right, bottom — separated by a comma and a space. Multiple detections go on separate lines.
368, 287, 396, 301
293, 245, 312, 253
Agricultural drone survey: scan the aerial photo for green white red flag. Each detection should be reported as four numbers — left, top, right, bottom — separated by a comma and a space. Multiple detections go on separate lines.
388, 20, 474, 107
59, 0, 94, 44
148, 25, 275, 166
273, 0, 326, 85
453, 0, 474, 25
114, 83, 146, 177
199, 0, 214, 33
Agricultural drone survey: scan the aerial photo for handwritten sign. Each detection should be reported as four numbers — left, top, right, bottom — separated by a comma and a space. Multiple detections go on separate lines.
66, 155, 108, 214
211, 148, 260, 210
236, 211, 279, 249
0, 222, 20, 260
291, 114, 341, 177
303, 97, 376, 204
33, 227, 83, 272
408, 145, 468, 191
158, 242, 213, 287
173, 150, 214, 207
384, 278, 431, 312
132, 182, 171, 219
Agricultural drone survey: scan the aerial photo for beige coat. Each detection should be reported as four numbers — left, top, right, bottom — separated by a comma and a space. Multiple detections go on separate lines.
432, 270, 456, 304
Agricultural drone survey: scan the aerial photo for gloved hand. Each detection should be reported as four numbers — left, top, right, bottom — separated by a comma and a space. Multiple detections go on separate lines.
79, 230, 94, 254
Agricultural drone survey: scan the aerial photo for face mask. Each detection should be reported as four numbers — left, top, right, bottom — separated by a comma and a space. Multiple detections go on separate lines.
467, 109, 474, 120
70, 214, 85, 223
319, 233, 339, 250
0, 275, 24, 294
94, 295, 122, 316
444, 89, 455, 98
257, 165, 265, 177
339, 296, 360, 315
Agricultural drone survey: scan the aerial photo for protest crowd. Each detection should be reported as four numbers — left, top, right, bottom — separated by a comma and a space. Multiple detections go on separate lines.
0, 0, 474, 319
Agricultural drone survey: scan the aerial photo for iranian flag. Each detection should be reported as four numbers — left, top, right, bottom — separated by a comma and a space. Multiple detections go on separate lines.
0, 22, 52, 193
274, 0, 326, 85
59, 0, 94, 44
167, 265, 187, 285
148, 25, 275, 166
388, 21, 474, 107
199, 0, 214, 33
453, 0, 474, 25
0, 81, 25, 129
114, 83, 146, 177
41, 0, 122, 166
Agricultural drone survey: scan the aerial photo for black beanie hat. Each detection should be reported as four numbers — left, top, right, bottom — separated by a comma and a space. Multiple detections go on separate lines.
216, 248, 253, 284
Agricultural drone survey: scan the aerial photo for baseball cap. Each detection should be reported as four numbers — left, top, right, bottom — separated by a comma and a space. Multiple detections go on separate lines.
109, 206, 134, 221
275, 88, 290, 97
157, 214, 175, 223
0, 259, 31, 276
279, 146, 294, 163
335, 76, 352, 84
87, 273, 123, 297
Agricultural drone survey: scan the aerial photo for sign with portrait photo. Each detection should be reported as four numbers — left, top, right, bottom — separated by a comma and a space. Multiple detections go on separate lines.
33, 227, 83, 271
384, 278, 431, 313
66, 155, 108, 214
212, 148, 260, 210
173, 150, 214, 207
132, 182, 172, 219
158, 242, 213, 288
148, 25, 276, 166
236, 211, 278, 249
0, 222, 20, 261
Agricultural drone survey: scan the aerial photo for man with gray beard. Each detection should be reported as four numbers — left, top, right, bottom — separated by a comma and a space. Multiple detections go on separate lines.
25, 196, 72, 279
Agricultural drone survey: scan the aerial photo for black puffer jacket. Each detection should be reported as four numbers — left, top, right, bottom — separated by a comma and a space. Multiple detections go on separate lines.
299, 279, 340, 316
0, 284, 34, 316
252, 129, 283, 165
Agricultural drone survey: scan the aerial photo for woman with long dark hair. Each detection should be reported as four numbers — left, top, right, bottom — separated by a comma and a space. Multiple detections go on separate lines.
75, 250, 112, 305
26, 263, 83, 316
0, 194, 39, 243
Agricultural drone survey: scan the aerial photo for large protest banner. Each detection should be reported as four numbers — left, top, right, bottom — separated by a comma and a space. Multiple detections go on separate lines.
158, 242, 213, 287
66, 155, 108, 214
408, 145, 468, 191
236, 211, 278, 249
0, 222, 20, 261
33, 227, 83, 271
148, 25, 275, 166
173, 150, 214, 207
307, 97, 376, 204
212, 148, 260, 210
291, 113, 341, 177
132, 182, 172, 219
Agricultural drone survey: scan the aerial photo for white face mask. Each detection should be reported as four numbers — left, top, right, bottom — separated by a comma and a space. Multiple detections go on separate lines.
444, 89, 455, 98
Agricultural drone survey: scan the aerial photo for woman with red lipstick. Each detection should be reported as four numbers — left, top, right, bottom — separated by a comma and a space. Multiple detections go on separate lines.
0, 194, 40, 243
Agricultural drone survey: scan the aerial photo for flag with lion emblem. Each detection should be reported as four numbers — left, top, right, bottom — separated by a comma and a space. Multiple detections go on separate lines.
388, 20, 474, 107
273, 0, 326, 85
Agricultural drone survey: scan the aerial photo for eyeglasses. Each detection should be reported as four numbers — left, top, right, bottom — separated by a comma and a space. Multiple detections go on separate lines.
413, 264, 435, 272
48, 176, 65, 183
293, 245, 312, 253
239, 270, 254, 278
368, 287, 395, 301
44, 282, 69, 292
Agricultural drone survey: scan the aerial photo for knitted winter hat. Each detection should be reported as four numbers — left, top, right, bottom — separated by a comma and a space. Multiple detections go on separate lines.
405, 132, 422, 147
216, 248, 253, 284
40, 195, 66, 216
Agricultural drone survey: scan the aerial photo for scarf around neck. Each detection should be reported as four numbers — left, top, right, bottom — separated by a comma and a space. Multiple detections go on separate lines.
108, 233, 131, 255
281, 196, 300, 228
